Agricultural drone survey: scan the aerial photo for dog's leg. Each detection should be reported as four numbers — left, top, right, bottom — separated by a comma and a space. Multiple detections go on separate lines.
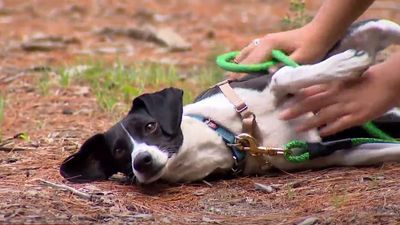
270, 49, 372, 98
321, 143, 400, 168
331, 144, 400, 167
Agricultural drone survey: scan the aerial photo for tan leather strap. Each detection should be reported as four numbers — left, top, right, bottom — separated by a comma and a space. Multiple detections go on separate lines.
216, 80, 256, 135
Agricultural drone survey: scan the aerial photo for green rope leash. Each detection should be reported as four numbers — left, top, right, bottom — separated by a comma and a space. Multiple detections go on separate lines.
350, 137, 399, 145
284, 140, 310, 163
216, 51, 277, 73
270, 50, 299, 67
216, 50, 298, 73
362, 122, 396, 141
284, 138, 400, 163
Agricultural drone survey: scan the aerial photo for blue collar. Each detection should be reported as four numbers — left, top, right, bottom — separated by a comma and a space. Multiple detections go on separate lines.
188, 115, 246, 163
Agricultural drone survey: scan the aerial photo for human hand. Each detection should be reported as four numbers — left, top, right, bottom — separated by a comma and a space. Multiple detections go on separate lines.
235, 23, 333, 66
279, 53, 400, 136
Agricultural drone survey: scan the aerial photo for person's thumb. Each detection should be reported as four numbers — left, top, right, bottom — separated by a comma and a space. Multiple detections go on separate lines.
289, 48, 327, 65
288, 49, 309, 64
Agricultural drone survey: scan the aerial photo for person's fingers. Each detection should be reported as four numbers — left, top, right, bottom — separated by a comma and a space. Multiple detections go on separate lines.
289, 48, 324, 65
236, 35, 283, 64
288, 48, 308, 64
300, 84, 329, 97
318, 114, 362, 137
235, 42, 257, 63
280, 91, 335, 120
296, 103, 348, 132
239, 45, 272, 65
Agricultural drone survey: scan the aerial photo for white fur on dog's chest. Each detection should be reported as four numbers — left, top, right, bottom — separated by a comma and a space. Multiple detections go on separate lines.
183, 87, 320, 147
181, 87, 321, 175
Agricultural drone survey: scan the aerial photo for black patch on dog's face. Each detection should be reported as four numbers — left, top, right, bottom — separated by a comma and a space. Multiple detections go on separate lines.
60, 88, 184, 182
123, 88, 184, 156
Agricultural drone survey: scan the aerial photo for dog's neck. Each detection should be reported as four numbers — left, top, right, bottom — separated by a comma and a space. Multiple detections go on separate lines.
169, 88, 322, 180
162, 116, 235, 182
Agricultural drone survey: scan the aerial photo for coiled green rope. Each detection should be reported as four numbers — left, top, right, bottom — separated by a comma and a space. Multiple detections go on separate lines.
216, 50, 298, 73
284, 138, 400, 163
284, 140, 310, 163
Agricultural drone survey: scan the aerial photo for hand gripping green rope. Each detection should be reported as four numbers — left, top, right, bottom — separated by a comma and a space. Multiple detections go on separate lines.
284, 138, 400, 163
216, 50, 299, 73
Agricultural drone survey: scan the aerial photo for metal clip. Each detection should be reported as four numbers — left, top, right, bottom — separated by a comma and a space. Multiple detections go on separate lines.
234, 133, 284, 156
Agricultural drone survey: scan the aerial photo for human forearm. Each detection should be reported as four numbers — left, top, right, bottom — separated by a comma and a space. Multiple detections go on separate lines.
233, 0, 376, 74
306, 0, 375, 50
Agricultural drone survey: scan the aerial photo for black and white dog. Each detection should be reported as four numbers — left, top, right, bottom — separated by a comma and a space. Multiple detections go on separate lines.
60, 19, 400, 184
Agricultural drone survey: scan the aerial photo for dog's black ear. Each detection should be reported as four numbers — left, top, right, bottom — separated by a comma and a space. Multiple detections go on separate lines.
130, 87, 184, 135
60, 133, 117, 182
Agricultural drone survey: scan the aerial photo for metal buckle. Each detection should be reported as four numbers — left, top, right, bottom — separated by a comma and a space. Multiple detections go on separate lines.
234, 133, 284, 156
204, 118, 218, 130
235, 103, 248, 113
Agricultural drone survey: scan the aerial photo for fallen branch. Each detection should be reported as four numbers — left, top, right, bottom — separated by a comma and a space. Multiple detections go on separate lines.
37, 179, 93, 201
0, 146, 36, 152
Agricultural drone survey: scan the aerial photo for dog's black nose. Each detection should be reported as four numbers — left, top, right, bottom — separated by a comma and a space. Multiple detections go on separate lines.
133, 152, 153, 172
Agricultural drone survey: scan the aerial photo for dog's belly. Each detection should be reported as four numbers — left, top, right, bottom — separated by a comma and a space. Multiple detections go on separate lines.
184, 86, 322, 175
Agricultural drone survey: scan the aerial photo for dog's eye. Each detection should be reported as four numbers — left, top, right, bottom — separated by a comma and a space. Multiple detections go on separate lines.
144, 122, 158, 134
113, 148, 125, 157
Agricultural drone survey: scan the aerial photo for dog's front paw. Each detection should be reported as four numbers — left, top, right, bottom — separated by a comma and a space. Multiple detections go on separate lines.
322, 49, 372, 78
269, 49, 373, 99
270, 66, 297, 94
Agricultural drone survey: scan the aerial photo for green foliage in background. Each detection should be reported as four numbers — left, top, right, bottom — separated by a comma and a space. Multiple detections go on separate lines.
51, 60, 224, 116
0, 95, 4, 125
282, 0, 312, 29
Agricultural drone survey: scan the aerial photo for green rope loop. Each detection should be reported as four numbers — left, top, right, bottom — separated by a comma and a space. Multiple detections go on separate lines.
270, 50, 299, 67
216, 50, 300, 73
283, 140, 310, 163
216, 51, 279, 73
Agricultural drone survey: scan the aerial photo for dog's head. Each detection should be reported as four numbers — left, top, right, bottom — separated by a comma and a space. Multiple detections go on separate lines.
60, 88, 184, 183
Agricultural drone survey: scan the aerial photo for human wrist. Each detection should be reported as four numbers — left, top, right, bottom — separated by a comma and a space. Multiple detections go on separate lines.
368, 52, 400, 104
299, 22, 336, 56
303, 20, 343, 51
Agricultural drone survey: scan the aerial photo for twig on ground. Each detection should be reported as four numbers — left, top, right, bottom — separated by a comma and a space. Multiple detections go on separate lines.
0, 146, 36, 152
0, 139, 14, 147
277, 168, 297, 178
0, 72, 27, 84
37, 179, 93, 201
202, 180, 213, 187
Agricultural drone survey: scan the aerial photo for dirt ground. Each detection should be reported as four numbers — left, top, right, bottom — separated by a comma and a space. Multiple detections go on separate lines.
1, 0, 400, 224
